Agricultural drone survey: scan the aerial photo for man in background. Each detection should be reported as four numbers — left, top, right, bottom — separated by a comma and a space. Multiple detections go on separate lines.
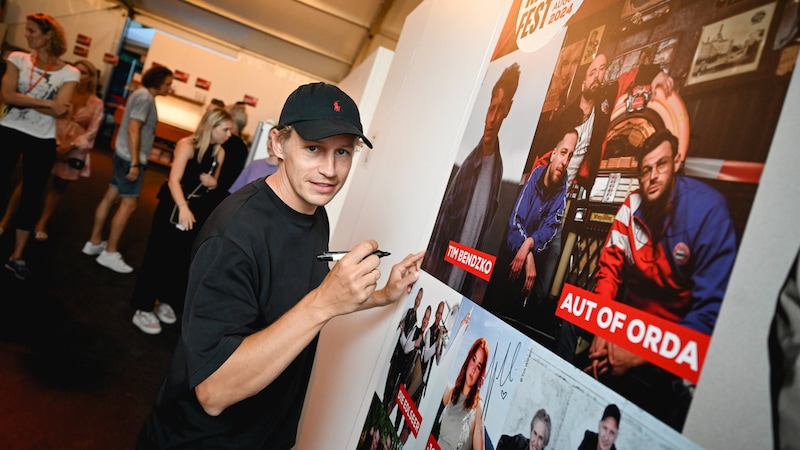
578, 404, 620, 450
430, 300, 449, 366
534, 53, 673, 192
206, 98, 225, 112
383, 287, 423, 410
83, 65, 173, 273
581, 130, 737, 429
424, 62, 521, 299
497, 408, 552, 450
483, 128, 577, 320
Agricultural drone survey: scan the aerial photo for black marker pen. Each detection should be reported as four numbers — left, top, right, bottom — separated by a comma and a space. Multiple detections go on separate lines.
316, 250, 391, 262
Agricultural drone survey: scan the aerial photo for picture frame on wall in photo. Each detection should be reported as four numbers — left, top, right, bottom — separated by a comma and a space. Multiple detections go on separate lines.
605, 35, 679, 82
581, 25, 605, 65
687, 2, 776, 85
620, 0, 670, 19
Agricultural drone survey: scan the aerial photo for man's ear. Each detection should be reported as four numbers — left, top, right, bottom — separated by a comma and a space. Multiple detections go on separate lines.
270, 128, 285, 160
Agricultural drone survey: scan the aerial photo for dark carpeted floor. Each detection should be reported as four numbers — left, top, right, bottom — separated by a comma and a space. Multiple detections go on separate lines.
0, 145, 179, 449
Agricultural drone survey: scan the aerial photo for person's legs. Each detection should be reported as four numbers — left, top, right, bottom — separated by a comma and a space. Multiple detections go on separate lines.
529, 227, 563, 305
0, 183, 21, 232
131, 253, 166, 332
102, 152, 144, 254
10, 136, 56, 261
95, 195, 136, 274
94, 154, 144, 274
34, 176, 69, 236
106, 196, 137, 253
0, 127, 23, 201
130, 204, 172, 312
89, 152, 131, 246
0, 128, 26, 278
87, 186, 118, 244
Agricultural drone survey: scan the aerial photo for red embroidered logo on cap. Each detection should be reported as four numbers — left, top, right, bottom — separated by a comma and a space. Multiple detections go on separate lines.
333, 100, 341, 112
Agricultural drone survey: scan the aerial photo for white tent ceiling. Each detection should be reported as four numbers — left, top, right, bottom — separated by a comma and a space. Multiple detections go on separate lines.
124, 0, 423, 82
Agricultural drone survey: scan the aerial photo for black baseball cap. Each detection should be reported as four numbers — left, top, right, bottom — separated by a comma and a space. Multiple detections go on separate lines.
602, 404, 621, 426
277, 82, 373, 148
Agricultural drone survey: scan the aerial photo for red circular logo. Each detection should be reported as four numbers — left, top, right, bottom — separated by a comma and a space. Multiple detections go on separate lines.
673, 242, 690, 265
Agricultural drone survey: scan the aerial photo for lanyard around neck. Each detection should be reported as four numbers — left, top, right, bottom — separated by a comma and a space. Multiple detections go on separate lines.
26, 54, 56, 94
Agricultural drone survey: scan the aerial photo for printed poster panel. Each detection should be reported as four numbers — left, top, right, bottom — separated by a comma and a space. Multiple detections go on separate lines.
419, 0, 799, 444
359, 295, 700, 449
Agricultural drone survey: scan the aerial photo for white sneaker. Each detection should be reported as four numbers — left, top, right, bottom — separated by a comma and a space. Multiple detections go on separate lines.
132, 310, 162, 335
82, 240, 107, 256
155, 303, 177, 324
96, 250, 133, 274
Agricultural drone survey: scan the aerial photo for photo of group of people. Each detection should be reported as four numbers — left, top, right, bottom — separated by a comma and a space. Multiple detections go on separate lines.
358, 295, 700, 449
413, 0, 798, 445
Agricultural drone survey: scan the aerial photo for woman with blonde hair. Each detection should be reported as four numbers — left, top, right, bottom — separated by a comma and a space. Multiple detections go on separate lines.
0, 59, 103, 241
0, 13, 79, 280
130, 108, 234, 335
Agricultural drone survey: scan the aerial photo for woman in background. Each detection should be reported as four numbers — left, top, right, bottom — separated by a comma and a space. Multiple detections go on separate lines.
0, 59, 103, 241
129, 108, 233, 335
434, 337, 488, 450
0, 13, 79, 280
228, 122, 279, 193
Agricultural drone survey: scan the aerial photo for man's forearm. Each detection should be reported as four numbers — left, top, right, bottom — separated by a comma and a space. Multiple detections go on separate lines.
194, 291, 331, 416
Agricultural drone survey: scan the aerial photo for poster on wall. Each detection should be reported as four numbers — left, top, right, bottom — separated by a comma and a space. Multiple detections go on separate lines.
355, 0, 800, 448
72, 45, 89, 57
360, 287, 701, 449
687, 3, 776, 85
173, 70, 190, 83
76, 33, 92, 47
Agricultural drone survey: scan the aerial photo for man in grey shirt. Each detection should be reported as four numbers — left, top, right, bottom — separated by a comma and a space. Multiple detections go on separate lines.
82, 65, 173, 274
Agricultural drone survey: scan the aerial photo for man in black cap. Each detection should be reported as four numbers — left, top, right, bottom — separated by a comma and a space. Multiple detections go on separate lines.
136, 82, 425, 449
578, 404, 621, 450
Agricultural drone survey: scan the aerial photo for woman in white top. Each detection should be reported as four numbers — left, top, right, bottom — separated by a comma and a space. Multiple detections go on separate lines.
0, 13, 79, 280
0, 59, 104, 242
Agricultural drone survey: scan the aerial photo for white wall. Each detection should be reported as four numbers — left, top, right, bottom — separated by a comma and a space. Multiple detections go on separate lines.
326, 46, 395, 236
144, 32, 316, 138
296, 0, 513, 448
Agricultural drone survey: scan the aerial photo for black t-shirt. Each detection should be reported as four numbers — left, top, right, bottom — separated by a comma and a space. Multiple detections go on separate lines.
496, 433, 529, 450
218, 134, 249, 193
138, 179, 330, 449
578, 430, 617, 450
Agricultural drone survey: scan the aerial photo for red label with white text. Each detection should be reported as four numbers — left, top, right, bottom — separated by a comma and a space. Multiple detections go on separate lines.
396, 384, 422, 437
556, 283, 710, 384
443, 240, 496, 281
427, 434, 441, 450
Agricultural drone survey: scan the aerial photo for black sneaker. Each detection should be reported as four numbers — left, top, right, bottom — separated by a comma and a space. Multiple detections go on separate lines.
5, 259, 31, 280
